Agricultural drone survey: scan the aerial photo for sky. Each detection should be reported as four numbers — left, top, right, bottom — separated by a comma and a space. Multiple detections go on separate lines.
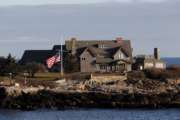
0, 0, 173, 6
0, 0, 179, 58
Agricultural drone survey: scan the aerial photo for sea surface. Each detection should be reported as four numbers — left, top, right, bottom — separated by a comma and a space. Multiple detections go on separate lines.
0, 109, 179, 120
162, 57, 180, 66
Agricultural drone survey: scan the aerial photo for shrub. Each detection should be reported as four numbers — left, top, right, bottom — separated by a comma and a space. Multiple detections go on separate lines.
167, 65, 180, 72
144, 69, 165, 79
0, 54, 21, 76
165, 65, 180, 78
64, 54, 80, 73
23, 62, 47, 78
127, 71, 146, 80
144, 67, 180, 80
66, 73, 91, 81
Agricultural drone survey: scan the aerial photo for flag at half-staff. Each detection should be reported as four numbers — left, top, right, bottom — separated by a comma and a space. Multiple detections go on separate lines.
46, 54, 61, 69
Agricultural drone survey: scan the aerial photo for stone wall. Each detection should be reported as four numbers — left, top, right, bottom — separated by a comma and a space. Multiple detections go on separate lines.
90, 74, 127, 84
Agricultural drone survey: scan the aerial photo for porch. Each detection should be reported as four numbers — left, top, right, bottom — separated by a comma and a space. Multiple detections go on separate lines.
97, 60, 128, 73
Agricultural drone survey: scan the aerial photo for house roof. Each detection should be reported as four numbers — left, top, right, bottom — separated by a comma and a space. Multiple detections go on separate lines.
65, 40, 132, 58
96, 57, 131, 64
19, 50, 56, 64
52, 45, 66, 51
87, 46, 109, 57
78, 45, 131, 58
111, 59, 132, 64
135, 55, 166, 63
78, 44, 133, 64
144, 58, 165, 63
96, 57, 114, 64
76, 46, 108, 57
20, 39, 133, 66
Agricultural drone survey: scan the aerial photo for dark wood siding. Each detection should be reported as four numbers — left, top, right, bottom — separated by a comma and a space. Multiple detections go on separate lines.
80, 50, 96, 72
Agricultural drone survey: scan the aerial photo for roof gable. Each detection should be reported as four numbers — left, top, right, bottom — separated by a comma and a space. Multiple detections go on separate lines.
113, 47, 128, 58
65, 39, 132, 58
80, 48, 94, 58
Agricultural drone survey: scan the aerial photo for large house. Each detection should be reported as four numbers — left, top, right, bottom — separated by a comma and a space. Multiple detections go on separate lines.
66, 37, 133, 73
20, 37, 133, 73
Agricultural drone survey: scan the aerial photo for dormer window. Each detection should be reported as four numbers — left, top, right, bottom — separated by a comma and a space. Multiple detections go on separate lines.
118, 52, 125, 59
99, 44, 105, 48
119, 53, 121, 59
82, 58, 86, 60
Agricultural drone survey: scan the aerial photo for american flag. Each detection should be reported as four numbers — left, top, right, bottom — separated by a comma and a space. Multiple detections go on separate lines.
46, 54, 61, 69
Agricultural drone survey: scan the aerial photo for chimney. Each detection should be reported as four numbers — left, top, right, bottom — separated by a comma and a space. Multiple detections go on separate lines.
116, 37, 123, 43
154, 48, 160, 60
71, 37, 77, 55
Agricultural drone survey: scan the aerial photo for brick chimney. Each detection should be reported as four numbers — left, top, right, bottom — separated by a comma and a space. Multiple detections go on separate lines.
116, 37, 123, 43
71, 37, 77, 55
154, 48, 160, 60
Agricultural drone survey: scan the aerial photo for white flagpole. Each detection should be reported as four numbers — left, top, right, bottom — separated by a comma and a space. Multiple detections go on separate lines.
60, 35, 64, 77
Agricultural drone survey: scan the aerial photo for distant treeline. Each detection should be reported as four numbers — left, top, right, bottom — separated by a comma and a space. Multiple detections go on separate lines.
0, 54, 46, 78
0, 53, 80, 78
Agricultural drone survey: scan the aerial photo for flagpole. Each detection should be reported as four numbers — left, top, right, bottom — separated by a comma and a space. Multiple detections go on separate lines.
60, 36, 64, 77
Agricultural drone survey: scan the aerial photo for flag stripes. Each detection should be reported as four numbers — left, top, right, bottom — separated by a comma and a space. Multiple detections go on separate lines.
46, 55, 61, 69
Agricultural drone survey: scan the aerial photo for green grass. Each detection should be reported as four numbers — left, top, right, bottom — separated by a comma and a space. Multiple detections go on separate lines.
0, 76, 10, 81
0, 72, 61, 82
35, 72, 61, 78
0, 72, 63, 87
19, 72, 61, 81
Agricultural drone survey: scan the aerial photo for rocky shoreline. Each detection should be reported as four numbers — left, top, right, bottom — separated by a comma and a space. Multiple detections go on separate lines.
0, 87, 179, 110
0, 71, 179, 111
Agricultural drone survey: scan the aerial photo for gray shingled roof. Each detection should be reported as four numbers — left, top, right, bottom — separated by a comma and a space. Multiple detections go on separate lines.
96, 57, 114, 64
144, 58, 165, 63
65, 40, 132, 58
19, 50, 56, 65
20, 39, 133, 66
52, 45, 66, 51
78, 46, 133, 64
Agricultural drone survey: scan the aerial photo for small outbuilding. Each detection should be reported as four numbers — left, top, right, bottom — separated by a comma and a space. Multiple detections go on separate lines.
133, 48, 166, 70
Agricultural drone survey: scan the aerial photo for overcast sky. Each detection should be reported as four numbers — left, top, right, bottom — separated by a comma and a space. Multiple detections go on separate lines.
0, 0, 179, 58
0, 0, 174, 6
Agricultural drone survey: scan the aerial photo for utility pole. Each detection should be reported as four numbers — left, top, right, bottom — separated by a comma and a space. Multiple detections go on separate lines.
60, 36, 64, 77
9, 73, 12, 86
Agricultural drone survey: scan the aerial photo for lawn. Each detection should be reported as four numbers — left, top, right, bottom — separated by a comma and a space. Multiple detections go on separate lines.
0, 72, 91, 87
0, 72, 61, 86
32, 72, 61, 80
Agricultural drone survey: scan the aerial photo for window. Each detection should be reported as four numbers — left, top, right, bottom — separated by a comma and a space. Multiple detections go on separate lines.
118, 52, 125, 59
100, 65, 106, 70
81, 58, 86, 60
155, 63, 164, 69
102, 44, 105, 48
99, 44, 105, 48
119, 53, 121, 59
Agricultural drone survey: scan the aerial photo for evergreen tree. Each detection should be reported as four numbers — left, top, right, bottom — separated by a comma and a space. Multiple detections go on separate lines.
64, 53, 80, 73
0, 54, 21, 76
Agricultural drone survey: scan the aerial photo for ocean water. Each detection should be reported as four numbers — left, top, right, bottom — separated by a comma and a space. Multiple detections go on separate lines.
0, 109, 179, 120
162, 57, 180, 66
